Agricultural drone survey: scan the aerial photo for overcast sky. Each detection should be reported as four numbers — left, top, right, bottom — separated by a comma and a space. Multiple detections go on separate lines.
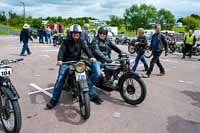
0, 0, 199, 20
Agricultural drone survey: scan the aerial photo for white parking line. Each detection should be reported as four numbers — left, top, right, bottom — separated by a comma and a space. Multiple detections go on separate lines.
39, 55, 50, 58
29, 83, 53, 97
160, 59, 178, 63
44, 49, 58, 52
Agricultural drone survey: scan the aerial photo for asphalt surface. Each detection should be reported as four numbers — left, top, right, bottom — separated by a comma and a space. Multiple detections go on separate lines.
0, 36, 200, 133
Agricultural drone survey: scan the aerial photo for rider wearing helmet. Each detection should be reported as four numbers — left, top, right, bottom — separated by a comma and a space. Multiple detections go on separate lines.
91, 26, 122, 63
46, 24, 102, 109
90, 26, 122, 87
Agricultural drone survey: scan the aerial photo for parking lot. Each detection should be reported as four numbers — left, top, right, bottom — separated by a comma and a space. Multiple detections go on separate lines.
0, 36, 200, 133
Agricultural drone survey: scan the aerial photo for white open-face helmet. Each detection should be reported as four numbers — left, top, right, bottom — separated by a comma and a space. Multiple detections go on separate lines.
23, 23, 30, 29
70, 24, 82, 33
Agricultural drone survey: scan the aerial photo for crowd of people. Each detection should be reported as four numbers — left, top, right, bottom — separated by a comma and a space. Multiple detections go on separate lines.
19, 22, 200, 108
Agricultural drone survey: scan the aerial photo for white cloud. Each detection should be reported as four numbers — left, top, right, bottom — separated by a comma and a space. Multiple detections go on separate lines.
0, 0, 199, 20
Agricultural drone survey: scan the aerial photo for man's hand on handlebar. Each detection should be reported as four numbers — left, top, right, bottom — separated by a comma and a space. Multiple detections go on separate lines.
106, 58, 112, 63
57, 61, 63, 66
89, 57, 96, 62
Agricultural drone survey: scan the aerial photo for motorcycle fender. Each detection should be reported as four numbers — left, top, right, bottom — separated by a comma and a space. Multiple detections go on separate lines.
79, 80, 89, 92
1, 86, 19, 101
121, 71, 140, 79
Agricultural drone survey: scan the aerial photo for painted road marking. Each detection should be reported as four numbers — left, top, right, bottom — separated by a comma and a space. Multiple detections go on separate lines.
160, 59, 178, 63
39, 55, 51, 58
29, 83, 53, 97
44, 49, 58, 52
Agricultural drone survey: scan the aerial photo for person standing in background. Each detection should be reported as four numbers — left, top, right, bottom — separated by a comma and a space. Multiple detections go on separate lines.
20, 23, 33, 56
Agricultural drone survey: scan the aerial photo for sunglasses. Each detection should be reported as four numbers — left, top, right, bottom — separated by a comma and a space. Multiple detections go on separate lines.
99, 32, 106, 35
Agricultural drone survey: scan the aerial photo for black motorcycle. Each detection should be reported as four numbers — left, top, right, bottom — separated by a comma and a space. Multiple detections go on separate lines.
53, 33, 64, 46
128, 39, 152, 58
95, 53, 146, 105
0, 58, 23, 133
181, 43, 200, 56
128, 39, 137, 54
115, 36, 130, 45
63, 60, 90, 120
168, 38, 177, 53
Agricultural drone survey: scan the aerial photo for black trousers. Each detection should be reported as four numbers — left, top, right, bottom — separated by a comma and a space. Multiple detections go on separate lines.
182, 44, 193, 58
147, 51, 165, 75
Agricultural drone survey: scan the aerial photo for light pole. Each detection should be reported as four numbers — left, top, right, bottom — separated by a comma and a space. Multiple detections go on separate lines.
20, 2, 25, 23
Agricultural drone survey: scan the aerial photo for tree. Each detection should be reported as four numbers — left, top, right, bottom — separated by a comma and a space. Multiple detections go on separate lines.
31, 18, 42, 28
182, 16, 200, 30
124, 4, 157, 31
108, 15, 124, 29
157, 9, 175, 30
0, 11, 6, 24
190, 14, 200, 20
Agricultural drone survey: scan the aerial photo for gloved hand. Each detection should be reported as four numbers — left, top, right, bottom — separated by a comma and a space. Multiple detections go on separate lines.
119, 52, 127, 58
106, 58, 112, 63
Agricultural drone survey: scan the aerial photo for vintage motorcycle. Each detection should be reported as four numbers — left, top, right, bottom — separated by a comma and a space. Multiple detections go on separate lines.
180, 43, 200, 56
115, 36, 130, 45
95, 53, 147, 105
0, 58, 23, 133
167, 37, 177, 53
128, 39, 152, 58
53, 33, 64, 46
63, 60, 90, 120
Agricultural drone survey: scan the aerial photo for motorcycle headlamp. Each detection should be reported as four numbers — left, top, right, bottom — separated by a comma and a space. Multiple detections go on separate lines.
75, 62, 86, 73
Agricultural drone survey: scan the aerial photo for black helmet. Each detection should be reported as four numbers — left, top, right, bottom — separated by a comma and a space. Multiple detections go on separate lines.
70, 24, 82, 33
98, 26, 108, 35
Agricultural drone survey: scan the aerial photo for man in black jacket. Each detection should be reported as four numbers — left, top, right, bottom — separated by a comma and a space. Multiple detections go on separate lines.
143, 24, 168, 78
20, 23, 33, 56
46, 24, 100, 109
91, 26, 122, 63
90, 26, 122, 87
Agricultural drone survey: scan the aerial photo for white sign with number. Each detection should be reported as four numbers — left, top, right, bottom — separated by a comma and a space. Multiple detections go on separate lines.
0, 68, 12, 77
75, 72, 87, 81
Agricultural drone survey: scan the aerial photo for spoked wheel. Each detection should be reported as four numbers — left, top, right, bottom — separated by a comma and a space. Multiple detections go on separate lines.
128, 45, 136, 54
0, 92, 22, 133
144, 47, 152, 58
119, 72, 146, 105
79, 92, 90, 120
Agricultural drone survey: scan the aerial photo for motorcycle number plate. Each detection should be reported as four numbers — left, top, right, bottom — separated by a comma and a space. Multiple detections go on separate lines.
75, 72, 87, 81
0, 68, 12, 77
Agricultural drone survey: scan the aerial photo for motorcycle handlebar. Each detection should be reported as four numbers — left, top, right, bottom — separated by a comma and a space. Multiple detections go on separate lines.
62, 59, 89, 64
0, 58, 24, 65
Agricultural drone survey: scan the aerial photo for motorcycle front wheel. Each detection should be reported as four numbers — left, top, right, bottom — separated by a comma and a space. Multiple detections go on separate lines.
128, 45, 136, 54
0, 91, 22, 133
118, 72, 146, 105
144, 47, 152, 58
79, 91, 90, 120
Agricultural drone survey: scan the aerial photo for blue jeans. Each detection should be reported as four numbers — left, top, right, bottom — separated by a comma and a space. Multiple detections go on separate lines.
87, 61, 101, 97
51, 61, 101, 104
47, 34, 51, 44
39, 35, 43, 43
132, 51, 148, 72
20, 40, 31, 55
